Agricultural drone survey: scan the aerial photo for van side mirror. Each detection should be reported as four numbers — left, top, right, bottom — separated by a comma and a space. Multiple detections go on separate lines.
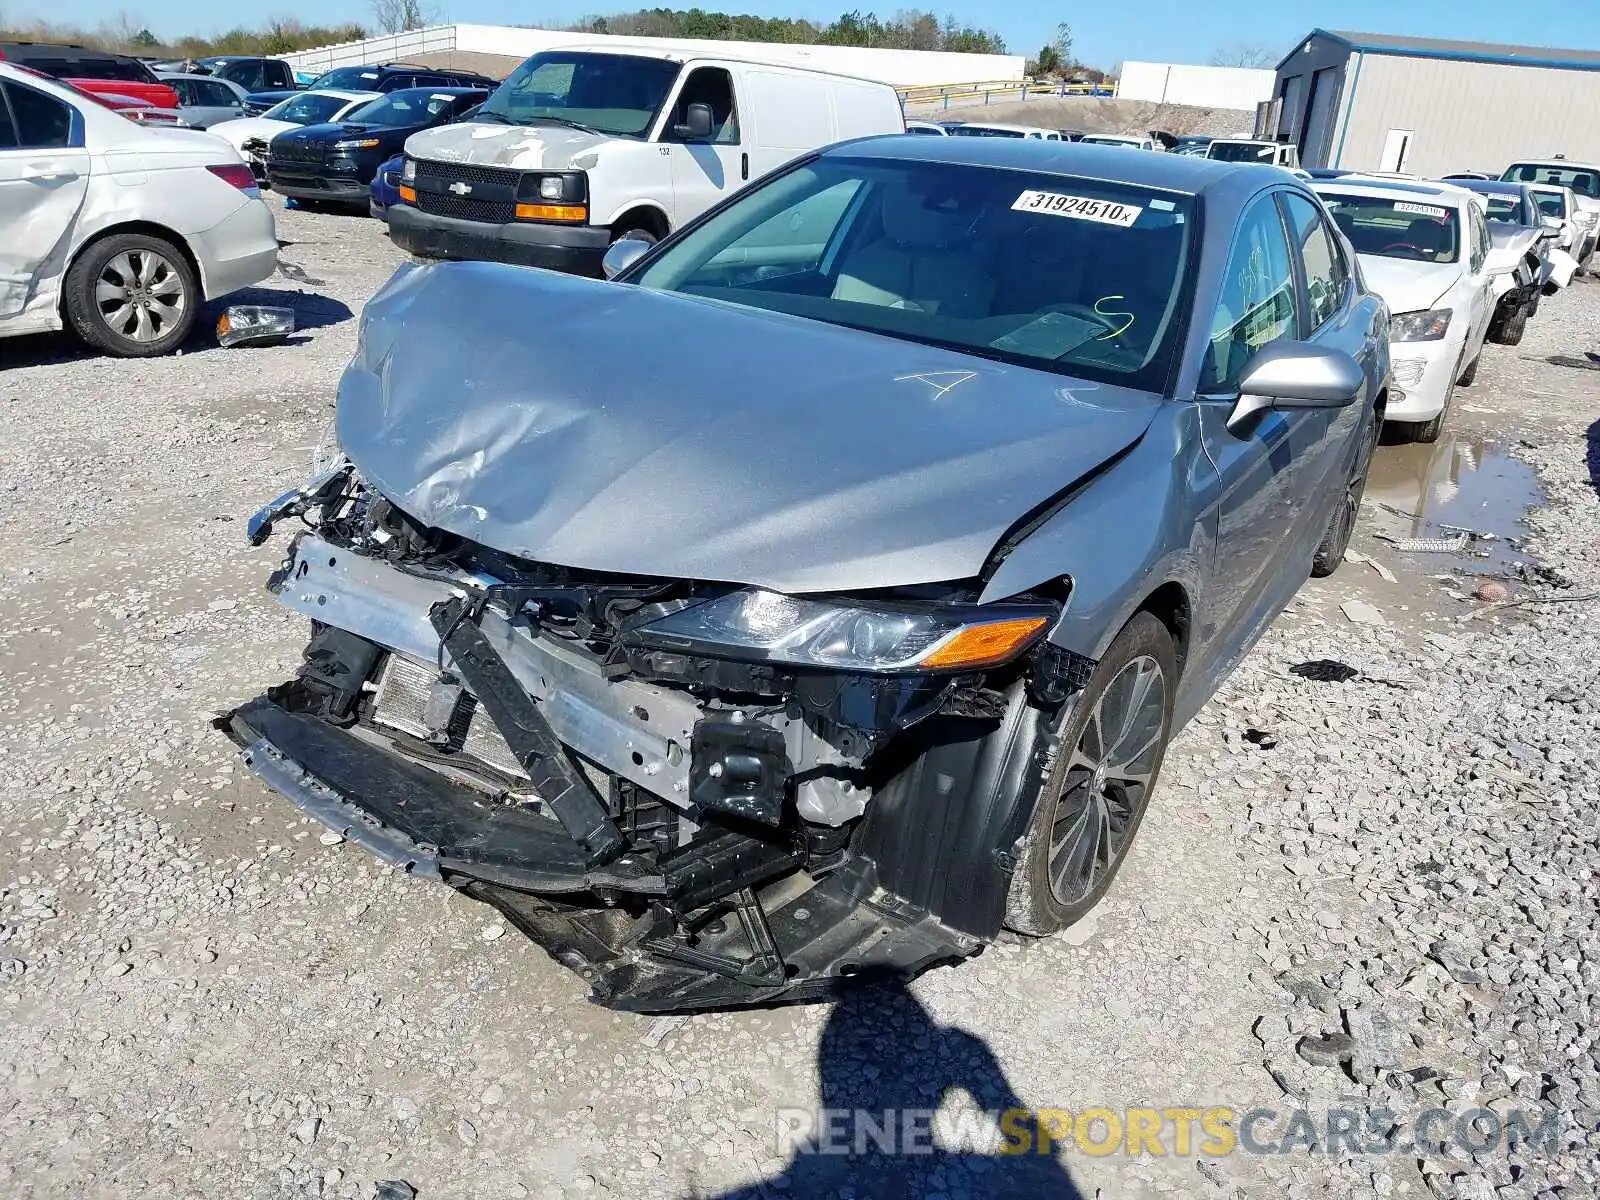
1226, 341, 1363, 432
602, 237, 653, 279
674, 102, 713, 141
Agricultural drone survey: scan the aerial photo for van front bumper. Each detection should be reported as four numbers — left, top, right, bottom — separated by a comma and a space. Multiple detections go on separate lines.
387, 204, 611, 276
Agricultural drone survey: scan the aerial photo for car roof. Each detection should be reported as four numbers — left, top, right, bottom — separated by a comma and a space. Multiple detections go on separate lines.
297, 88, 383, 102
828, 135, 1284, 201
1506, 158, 1600, 171
380, 85, 487, 96
959, 122, 1051, 133
1449, 178, 1528, 196
158, 72, 235, 82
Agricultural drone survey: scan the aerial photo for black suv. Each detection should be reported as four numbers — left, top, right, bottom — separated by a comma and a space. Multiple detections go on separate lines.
193, 55, 297, 92
243, 62, 498, 115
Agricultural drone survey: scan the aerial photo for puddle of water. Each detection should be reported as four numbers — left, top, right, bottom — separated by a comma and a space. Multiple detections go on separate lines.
1363, 437, 1544, 577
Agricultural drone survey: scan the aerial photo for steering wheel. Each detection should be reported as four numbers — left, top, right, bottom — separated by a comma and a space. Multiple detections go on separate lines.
1380, 242, 1429, 257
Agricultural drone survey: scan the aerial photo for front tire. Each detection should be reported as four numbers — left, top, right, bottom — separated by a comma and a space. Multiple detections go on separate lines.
1004, 613, 1176, 936
1456, 352, 1480, 386
64, 233, 198, 357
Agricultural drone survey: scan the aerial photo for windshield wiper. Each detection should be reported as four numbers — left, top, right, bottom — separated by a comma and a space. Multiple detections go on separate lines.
470, 110, 517, 124
527, 115, 603, 135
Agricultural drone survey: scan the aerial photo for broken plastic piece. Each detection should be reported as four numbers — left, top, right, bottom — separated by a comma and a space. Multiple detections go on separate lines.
217, 305, 295, 348
374, 1183, 417, 1200
1384, 534, 1470, 554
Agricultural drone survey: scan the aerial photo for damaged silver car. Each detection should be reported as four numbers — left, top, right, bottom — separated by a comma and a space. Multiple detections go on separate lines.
222, 138, 1389, 1011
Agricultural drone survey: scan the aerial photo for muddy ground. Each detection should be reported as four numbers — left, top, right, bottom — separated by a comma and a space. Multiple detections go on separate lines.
1, 199, 1597, 1200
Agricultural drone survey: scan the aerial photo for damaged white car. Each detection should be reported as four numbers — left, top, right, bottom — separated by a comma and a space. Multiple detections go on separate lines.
224, 138, 1388, 1010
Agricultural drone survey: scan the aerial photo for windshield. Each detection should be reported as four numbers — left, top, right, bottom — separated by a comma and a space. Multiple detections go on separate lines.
1531, 190, 1568, 218
630, 156, 1194, 391
474, 51, 679, 137
949, 125, 1026, 138
264, 92, 353, 125
342, 89, 464, 128
1317, 192, 1460, 263
312, 66, 382, 91
1080, 135, 1136, 147
1503, 164, 1599, 199
1208, 141, 1275, 162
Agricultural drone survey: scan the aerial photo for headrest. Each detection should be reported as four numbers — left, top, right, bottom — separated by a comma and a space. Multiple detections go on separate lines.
880, 181, 973, 249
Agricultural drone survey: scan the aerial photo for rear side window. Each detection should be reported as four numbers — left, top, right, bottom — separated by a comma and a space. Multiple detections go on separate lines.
1280, 193, 1346, 332
0, 91, 17, 149
199, 80, 238, 106
4, 81, 73, 149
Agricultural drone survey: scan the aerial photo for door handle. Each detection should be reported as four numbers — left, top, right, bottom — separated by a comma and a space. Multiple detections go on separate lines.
741, 152, 748, 182
24, 168, 79, 183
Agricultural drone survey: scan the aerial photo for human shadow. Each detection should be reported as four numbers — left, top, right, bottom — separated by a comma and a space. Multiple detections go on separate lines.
705, 977, 1086, 1199
1585, 417, 1600, 499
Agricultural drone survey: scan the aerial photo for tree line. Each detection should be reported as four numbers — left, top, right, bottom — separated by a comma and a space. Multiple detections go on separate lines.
0, 12, 368, 56
565, 8, 1007, 55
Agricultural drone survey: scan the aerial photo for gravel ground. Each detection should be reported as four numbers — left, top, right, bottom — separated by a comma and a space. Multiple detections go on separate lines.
1, 197, 1597, 1200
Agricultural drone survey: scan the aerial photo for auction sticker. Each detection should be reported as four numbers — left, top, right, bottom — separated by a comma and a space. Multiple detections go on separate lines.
1013, 190, 1143, 226
1394, 201, 1447, 218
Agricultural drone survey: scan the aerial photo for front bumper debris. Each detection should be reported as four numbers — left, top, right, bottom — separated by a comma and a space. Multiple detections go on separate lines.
221, 693, 972, 1011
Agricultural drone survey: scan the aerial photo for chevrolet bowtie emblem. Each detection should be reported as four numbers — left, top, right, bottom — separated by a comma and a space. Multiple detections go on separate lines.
447, 181, 473, 196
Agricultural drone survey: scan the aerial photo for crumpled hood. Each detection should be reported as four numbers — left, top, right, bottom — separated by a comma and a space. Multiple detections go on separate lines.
336, 262, 1161, 595
404, 121, 612, 169
1357, 255, 1460, 314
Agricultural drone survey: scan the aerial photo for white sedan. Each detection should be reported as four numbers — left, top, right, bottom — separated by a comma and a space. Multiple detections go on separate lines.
207, 89, 380, 178
0, 63, 279, 356
1314, 177, 1496, 443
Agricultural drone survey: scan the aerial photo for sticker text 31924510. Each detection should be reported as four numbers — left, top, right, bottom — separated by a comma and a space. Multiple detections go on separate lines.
1012, 190, 1144, 227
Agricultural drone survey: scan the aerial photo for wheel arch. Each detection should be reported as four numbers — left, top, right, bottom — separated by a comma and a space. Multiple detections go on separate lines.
605, 203, 670, 241
61, 221, 208, 320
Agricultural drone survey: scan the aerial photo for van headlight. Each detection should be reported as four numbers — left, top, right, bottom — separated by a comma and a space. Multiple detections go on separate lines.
401, 157, 416, 182
629, 589, 1056, 673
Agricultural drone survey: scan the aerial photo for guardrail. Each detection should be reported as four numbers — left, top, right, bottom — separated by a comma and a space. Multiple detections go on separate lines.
896, 79, 1118, 109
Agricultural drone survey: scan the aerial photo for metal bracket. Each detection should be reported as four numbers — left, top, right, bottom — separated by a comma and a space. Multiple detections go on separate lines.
430, 594, 624, 865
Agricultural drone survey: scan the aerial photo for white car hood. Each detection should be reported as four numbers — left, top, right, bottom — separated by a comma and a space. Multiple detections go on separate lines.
1356, 256, 1460, 315
405, 121, 614, 169
207, 117, 294, 151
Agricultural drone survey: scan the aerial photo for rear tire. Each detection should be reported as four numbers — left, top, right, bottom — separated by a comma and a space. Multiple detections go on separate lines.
63, 233, 198, 358
1004, 613, 1176, 936
1311, 404, 1379, 577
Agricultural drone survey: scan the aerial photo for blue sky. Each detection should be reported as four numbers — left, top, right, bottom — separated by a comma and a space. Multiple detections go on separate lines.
44, 0, 1600, 69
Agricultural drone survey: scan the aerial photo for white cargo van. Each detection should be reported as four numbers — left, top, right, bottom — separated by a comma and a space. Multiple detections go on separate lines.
390, 47, 905, 275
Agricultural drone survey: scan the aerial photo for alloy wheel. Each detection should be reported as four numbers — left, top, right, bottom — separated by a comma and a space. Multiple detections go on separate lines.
96, 249, 187, 344
1046, 654, 1167, 905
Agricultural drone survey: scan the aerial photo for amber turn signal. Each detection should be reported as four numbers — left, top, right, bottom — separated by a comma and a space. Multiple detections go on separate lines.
918, 616, 1051, 670
514, 203, 587, 222
397, 184, 417, 204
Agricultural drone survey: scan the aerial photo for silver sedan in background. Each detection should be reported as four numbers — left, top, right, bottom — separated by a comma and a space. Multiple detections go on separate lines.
225, 139, 1390, 1011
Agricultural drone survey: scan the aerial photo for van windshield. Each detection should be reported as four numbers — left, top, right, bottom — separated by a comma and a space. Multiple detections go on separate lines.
1502, 163, 1599, 199
1207, 141, 1276, 162
474, 52, 680, 137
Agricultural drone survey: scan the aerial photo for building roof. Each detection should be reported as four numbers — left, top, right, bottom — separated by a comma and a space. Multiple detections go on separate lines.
1281, 29, 1600, 73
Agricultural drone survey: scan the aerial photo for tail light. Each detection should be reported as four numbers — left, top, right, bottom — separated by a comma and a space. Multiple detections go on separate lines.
207, 163, 260, 192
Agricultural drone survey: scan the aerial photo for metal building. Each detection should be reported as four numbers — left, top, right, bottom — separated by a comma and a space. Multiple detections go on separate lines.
1272, 30, 1600, 175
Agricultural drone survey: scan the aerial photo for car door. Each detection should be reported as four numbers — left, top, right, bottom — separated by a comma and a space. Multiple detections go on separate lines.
0, 78, 90, 324
1191, 189, 1310, 653
1277, 191, 1366, 547
663, 65, 746, 225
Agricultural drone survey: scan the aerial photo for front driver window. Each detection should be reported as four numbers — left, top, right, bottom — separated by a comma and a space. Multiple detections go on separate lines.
669, 67, 738, 144
1204, 193, 1297, 391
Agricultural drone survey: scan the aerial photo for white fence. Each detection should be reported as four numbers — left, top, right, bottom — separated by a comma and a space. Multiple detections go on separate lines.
1115, 61, 1275, 111
281, 23, 1025, 88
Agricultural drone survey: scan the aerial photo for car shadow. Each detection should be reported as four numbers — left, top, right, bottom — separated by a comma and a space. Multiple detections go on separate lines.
0, 282, 352, 369
700, 977, 1086, 1200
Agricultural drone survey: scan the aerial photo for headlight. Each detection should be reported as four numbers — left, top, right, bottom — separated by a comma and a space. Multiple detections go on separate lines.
630, 588, 1055, 673
538, 176, 563, 200
1390, 309, 1452, 342
401, 157, 416, 182
333, 138, 381, 151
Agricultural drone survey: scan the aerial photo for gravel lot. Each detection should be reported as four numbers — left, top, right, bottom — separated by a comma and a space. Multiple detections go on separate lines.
1, 196, 1597, 1200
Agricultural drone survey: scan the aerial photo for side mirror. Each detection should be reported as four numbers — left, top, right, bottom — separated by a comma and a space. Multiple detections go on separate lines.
1542, 215, 1563, 229
1226, 341, 1364, 432
602, 237, 652, 280
1537, 225, 1561, 241
673, 102, 714, 141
